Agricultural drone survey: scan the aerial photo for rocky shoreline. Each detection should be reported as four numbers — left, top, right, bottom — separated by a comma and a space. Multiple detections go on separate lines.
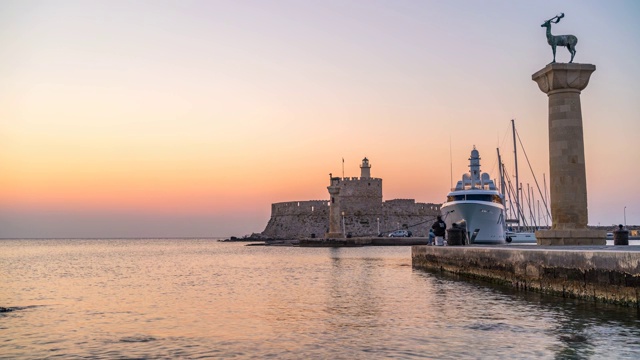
218, 233, 272, 242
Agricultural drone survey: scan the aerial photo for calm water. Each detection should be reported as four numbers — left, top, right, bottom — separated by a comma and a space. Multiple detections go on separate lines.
1, 239, 639, 359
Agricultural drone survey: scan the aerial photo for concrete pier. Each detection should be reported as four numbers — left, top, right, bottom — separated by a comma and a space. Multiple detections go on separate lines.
412, 245, 640, 307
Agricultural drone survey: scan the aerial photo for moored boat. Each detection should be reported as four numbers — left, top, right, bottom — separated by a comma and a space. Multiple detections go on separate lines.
497, 119, 548, 245
506, 230, 536, 244
441, 147, 506, 244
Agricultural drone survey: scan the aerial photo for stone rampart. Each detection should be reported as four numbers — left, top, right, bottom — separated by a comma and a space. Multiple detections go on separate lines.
262, 200, 330, 239
271, 200, 330, 216
381, 202, 442, 237
262, 197, 441, 239
383, 199, 440, 215
261, 170, 441, 239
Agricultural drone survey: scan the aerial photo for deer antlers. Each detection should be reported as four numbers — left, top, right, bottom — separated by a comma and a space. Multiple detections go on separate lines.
547, 13, 565, 24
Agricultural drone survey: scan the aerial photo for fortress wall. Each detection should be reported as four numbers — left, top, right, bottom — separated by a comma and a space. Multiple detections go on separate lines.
341, 211, 383, 238
339, 201, 441, 238
263, 197, 442, 239
261, 213, 329, 239
262, 200, 330, 239
260, 168, 442, 239
380, 215, 437, 237
410, 202, 441, 215
382, 199, 419, 216
340, 197, 382, 217
379, 201, 442, 237
262, 199, 442, 239
271, 200, 330, 216
383, 200, 441, 215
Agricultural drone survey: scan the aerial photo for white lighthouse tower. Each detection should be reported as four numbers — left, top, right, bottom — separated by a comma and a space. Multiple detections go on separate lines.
360, 157, 371, 179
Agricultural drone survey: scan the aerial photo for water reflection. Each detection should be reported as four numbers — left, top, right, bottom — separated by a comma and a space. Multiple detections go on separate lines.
1, 240, 639, 359
414, 269, 640, 359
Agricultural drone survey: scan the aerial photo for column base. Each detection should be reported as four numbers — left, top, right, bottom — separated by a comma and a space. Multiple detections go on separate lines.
535, 229, 607, 246
325, 232, 345, 239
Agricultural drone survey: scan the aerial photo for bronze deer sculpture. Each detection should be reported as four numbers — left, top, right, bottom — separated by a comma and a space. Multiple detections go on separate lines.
541, 13, 578, 63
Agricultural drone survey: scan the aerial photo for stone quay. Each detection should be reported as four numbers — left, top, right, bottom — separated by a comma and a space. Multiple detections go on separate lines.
412, 245, 640, 307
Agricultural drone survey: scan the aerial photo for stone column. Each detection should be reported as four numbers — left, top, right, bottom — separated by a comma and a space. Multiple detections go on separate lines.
326, 179, 344, 238
532, 63, 605, 245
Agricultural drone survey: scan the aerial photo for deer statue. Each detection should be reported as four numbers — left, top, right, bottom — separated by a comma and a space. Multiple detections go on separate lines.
541, 13, 578, 63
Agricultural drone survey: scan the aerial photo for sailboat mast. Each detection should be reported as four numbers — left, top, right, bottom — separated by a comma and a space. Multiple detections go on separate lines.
511, 119, 520, 225
449, 136, 453, 190
497, 148, 505, 196
543, 173, 549, 226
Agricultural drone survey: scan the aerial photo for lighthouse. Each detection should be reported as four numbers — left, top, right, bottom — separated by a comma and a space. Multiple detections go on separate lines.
360, 157, 371, 179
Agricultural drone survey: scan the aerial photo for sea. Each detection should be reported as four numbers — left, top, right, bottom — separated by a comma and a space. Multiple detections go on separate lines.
1, 239, 639, 359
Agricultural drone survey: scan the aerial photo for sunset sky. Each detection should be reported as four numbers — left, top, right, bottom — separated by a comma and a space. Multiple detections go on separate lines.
2, 0, 639, 238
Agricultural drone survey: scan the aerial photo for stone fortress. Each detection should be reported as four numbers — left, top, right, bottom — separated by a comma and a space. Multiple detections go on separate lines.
261, 158, 441, 239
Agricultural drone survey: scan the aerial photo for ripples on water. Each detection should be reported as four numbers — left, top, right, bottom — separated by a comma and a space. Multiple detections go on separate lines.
1, 239, 639, 359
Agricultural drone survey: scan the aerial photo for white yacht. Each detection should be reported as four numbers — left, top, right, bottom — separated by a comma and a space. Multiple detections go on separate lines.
441, 147, 506, 244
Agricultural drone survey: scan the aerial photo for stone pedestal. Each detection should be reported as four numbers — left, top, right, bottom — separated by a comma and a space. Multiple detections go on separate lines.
532, 63, 605, 245
536, 229, 605, 246
326, 180, 344, 238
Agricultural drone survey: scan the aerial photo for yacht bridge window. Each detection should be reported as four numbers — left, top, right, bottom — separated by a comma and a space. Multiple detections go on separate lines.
447, 194, 503, 204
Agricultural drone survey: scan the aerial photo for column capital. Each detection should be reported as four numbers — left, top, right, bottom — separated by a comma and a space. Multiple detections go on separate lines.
532, 63, 596, 95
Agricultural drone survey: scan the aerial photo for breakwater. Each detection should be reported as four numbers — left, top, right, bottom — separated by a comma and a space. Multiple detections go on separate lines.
412, 245, 640, 307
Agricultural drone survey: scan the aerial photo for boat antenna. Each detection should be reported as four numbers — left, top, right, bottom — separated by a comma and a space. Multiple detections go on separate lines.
543, 173, 549, 225
511, 119, 520, 225
447, 135, 452, 190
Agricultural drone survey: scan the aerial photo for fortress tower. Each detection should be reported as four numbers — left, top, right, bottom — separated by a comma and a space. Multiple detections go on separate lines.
325, 157, 383, 238
326, 176, 343, 238
360, 157, 371, 179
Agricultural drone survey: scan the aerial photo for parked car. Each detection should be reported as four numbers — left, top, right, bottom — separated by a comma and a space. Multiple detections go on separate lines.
389, 230, 411, 237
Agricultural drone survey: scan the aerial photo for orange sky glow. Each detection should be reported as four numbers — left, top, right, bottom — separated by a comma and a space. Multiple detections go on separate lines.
1, 0, 639, 237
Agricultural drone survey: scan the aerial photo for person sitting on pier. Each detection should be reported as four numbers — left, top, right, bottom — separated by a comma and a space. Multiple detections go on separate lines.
432, 215, 447, 246
428, 228, 435, 245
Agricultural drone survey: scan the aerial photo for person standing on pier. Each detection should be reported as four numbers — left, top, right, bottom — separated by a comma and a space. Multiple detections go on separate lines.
432, 215, 447, 246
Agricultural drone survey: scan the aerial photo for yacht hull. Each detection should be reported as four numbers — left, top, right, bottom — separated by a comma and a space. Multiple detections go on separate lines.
506, 231, 537, 244
441, 201, 506, 244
